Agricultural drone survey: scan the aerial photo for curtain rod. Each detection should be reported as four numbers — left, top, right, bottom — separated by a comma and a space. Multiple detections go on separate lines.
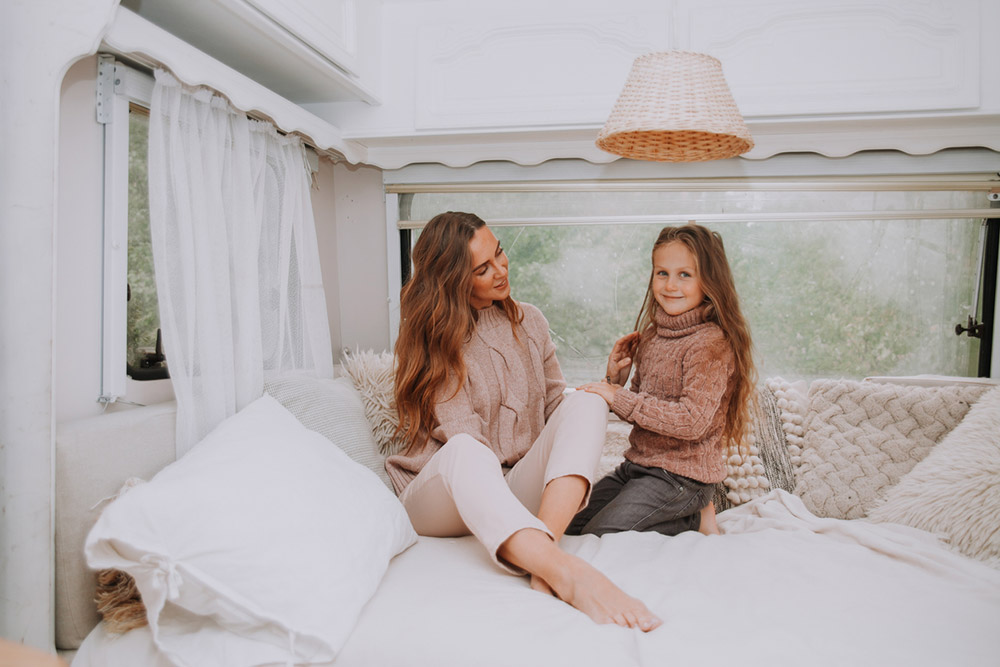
398, 210, 996, 230
387, 178, 1000, 195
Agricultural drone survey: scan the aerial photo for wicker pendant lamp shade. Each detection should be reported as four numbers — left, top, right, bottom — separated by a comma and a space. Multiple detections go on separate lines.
596, 51, 753, 162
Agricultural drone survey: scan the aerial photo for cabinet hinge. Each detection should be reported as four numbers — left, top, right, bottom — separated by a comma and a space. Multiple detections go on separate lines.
96, 54, 116, 124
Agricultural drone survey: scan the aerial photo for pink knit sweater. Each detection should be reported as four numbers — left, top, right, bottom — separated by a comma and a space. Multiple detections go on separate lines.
385, 303, 566, 494
611, 305, 735, 484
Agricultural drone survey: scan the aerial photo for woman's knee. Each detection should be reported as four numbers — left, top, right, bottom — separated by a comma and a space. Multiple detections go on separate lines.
437, 434, 502, 475
563, 388, 609, 413
554, 390, 610, 436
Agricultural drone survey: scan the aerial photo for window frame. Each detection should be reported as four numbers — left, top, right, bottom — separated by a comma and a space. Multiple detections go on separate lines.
386, 158, 1000, 379
98, 55, 158, 403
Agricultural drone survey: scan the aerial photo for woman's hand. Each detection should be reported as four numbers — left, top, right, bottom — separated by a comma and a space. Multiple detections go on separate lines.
578, 381, 619, 406
606, 332, 639, 387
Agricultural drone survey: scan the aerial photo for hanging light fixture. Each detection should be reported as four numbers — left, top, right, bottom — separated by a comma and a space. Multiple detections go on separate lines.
596, 50, 753, 162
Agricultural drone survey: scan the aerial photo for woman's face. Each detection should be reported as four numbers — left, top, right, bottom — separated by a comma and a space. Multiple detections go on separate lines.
651, 241, 705, 316
468, 225, 510, 309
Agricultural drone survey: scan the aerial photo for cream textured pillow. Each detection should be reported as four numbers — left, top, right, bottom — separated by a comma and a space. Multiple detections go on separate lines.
790, 379, 988, 519
868, 385, 1000, 567
341, 349, 406, 455
85, 395, 417, 666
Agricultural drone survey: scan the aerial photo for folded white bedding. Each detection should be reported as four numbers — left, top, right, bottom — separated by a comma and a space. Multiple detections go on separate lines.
73, 490, 1000, 667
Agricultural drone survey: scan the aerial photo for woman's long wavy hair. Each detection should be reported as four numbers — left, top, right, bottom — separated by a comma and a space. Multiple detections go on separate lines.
634, 224, 757, 453
394, 211, 522, 451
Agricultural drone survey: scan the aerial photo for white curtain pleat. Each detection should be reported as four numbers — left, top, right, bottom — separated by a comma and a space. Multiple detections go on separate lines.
148, 70, 334, 457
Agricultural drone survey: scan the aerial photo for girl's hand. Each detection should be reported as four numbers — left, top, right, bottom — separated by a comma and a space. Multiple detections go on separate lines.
606, 332, 639, 386
578, 381, 619, 406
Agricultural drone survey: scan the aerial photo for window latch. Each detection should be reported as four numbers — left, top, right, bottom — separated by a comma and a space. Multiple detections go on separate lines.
955, 315, 985, 339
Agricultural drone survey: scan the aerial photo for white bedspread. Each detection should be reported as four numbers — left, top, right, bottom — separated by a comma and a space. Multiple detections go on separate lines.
73, 490, 1000, 667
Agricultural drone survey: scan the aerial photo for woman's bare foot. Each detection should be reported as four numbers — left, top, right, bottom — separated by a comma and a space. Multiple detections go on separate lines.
498, 529, 661, 631
530, 574, 555, 596
546, 553, 662, 632
698, 502, 720, 536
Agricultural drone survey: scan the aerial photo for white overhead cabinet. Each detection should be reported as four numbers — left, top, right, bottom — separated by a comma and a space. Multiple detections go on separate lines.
304, 0, 1000, 167
114, 0, 999, 168
118, 0, 381, 105
245, 0, 363, 77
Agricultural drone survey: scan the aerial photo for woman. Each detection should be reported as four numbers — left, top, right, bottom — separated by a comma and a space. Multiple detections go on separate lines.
387, 211, 661, 631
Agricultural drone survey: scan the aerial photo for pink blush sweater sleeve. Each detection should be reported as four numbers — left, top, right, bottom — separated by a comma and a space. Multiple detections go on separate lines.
611, 305, 735, 484
385, 302, 566, 495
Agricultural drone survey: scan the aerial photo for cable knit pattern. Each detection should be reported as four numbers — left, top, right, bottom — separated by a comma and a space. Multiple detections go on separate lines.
611, 305, 735, 484
385, 303, 565, 495
789, 379, 989, 519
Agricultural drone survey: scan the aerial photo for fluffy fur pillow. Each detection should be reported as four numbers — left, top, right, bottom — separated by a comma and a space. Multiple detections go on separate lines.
787, 379, 988, 519
868, 385, 1000, 567
341, 349, 406, 455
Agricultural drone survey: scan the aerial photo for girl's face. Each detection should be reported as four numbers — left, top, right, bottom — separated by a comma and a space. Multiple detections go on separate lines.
651, 241, 705, 316
468, 225, 510, 309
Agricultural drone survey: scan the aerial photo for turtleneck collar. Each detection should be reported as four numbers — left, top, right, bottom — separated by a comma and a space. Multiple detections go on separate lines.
653, 303, 714, 338
474, 303, 508, 332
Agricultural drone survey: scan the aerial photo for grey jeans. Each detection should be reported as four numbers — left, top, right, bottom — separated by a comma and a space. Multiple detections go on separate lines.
567, 460, 714, 537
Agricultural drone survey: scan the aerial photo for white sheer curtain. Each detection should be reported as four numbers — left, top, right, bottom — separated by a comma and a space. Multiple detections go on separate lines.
148, 70, 334, 457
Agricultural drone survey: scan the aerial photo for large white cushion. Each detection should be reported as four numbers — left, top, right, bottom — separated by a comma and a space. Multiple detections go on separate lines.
264, 374, 394, 491
84, 394, 417, 667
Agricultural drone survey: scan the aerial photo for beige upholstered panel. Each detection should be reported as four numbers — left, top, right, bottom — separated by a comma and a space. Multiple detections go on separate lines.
54, 402, 177, 650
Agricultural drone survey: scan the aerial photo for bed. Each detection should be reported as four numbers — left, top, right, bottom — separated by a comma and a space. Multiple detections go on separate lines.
56, 357, 1000, 666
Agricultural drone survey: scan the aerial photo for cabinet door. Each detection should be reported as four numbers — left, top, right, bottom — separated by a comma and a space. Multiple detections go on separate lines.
674, 0, 981, 116
245, 0, 362, 75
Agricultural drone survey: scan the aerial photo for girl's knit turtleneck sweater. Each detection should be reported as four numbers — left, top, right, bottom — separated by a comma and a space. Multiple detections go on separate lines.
385, 302, 566, 495
611, 304, 735, 484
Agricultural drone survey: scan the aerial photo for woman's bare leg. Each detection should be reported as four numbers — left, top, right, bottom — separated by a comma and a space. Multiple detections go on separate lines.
511, 475, 661, 631
530, 475, 588, 595
497, 527, 661, 631
698, 501, 720, 536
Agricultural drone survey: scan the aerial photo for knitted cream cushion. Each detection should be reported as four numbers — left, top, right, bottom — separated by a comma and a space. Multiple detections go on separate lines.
783, 379, 988, 519
868, 385, 1000, 567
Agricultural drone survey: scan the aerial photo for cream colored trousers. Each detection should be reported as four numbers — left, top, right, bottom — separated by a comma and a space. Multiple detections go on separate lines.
398, 390, 609, 573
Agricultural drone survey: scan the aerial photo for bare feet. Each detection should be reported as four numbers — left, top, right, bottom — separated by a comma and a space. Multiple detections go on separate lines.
530, 574, 555, 597
698, 502, 720, 536
499, 529, 661, 632
546, 553, 662, 632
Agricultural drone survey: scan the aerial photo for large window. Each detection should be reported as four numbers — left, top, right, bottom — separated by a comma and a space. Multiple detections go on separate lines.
395, 175, 996, 385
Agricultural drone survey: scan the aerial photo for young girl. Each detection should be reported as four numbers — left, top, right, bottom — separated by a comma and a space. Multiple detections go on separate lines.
568, 223, 756, 538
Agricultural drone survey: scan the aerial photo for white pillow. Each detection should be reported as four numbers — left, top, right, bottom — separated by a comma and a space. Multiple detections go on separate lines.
264, 374, 394, 491
85, 394, 417, 667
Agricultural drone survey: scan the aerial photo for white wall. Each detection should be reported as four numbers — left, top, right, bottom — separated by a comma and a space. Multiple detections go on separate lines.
56, 57, 105, 423
1, 0, 121, 650
330, 160, 392, 357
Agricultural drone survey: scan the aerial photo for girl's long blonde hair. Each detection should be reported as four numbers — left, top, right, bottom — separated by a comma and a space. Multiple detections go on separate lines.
634, 224, 757, 452
393, 212, 521, 451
